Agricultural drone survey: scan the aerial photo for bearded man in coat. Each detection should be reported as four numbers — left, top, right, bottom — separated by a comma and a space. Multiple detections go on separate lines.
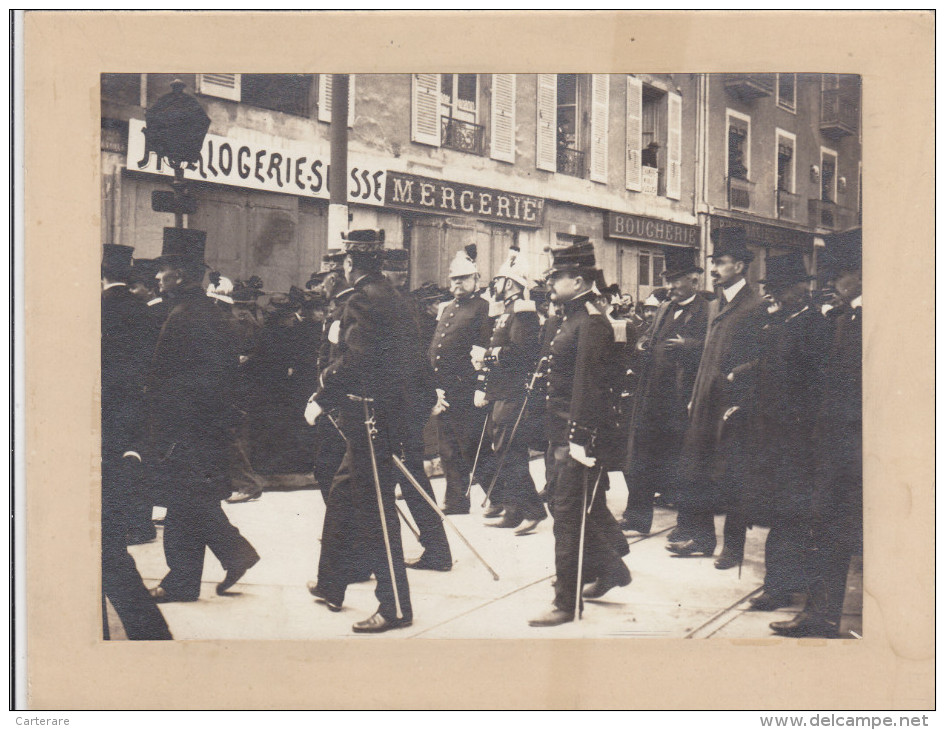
740, 252, 828, 611
146, 232, 259, 603
669, 227, 767, 569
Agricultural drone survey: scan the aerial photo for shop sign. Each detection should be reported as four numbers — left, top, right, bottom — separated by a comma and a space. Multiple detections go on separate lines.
711, 216, 813, 250
126, 118, 387, 206
606, 211, 698, 247
385, 171, 544, 227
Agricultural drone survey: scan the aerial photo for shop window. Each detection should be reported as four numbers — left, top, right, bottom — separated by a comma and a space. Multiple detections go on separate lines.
777, 73, 796, 112
638, 251, 651, 287
101, 73, 142, 107
653, 254, 665, 281
439, 74, 484, 155
243, 74, 314, 117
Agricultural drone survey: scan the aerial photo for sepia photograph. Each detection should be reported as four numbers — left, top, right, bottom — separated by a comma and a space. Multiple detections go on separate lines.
18, 10, 933, 711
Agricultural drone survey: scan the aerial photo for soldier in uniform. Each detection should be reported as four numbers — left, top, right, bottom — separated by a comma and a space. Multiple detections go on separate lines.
304, 229, 418, 633
771, 229, 862, 638
429, 244, 495, 515
529, 240, 631, 628
671, 227, 767, 570
474, 248, 547, 534
101, 244, 172, 639
146, 233, 260, 603
621, 248, 708, 535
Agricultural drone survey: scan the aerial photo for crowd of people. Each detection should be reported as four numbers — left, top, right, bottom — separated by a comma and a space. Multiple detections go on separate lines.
101, 223, 862, 640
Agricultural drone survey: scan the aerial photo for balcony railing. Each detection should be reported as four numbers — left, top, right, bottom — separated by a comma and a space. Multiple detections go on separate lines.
557, 146, 586, 178
809, 199, 859, 231
776, 189, 804, 224
441, 117, 485, 156
727, 175, 754, 210
722, 73, 776, 101
820, 87, 859, 139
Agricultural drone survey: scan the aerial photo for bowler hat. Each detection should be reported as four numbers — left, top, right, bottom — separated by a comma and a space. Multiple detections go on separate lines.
342, 228, 386, 255
383, 248, 410, 273
821, 227, 862, 275
759, 252, 814, 287
662, 247, 704, 280
546, 238, 597, 276
710, 226, 754, 263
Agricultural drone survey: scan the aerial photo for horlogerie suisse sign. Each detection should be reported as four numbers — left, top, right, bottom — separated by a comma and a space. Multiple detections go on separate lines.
606, 211, 699, 248
385, 171, 545, 227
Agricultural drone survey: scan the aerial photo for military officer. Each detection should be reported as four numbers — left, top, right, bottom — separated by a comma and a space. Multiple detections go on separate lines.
529, 240, 631, 628
304, 229, 419, 633
429, 244, 496, 514
475, 248, 547, 534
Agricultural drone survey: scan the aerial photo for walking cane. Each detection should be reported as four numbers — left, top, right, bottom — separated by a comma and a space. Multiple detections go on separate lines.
480, 358, 547, 508
466, 410, 491, 498
574, 466, 593, 622
349, 395, 403, 620
391, 453, 501, 581
326, 411, 420, 541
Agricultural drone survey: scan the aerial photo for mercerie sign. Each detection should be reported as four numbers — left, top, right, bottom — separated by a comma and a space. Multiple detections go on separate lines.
385, 171, 545, 227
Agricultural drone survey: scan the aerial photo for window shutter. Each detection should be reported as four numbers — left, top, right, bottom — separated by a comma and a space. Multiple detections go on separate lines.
625, 75, 642, 191
196, 73, 241, 101
411, 73, 441, 146
490, 74, 516, 163
666, 91, 682, 200
318, 74, 356, 126
590, 74, 609, 183
536, 73, 557, 172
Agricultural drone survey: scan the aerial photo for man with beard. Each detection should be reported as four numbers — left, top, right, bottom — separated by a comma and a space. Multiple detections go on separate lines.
670, 226, 766, 570
771, 229, 862, 638
528, 240, 630, 627
621, 247, 708, 535
146, 232, 259, 603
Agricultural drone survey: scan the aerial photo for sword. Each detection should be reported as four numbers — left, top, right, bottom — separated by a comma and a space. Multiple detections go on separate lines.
574, 466, 594, 622
466, 410, 491, 498
349, 395, 403, 620
391, 453, 500, 581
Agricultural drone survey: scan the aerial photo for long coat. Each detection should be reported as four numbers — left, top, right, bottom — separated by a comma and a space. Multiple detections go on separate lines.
678, 282, 767, 512
147, 286, 239, 502
741, 305, 829, 526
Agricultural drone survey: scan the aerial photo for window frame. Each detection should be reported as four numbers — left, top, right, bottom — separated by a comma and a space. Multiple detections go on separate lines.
440, 73, 480, 124
775, 128, 797, 194
820, 146, 838, 203
776, 73, 797, 113
725, 108, 752, 181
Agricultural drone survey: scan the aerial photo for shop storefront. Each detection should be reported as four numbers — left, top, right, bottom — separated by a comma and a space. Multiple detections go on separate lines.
604, 211, 700, 301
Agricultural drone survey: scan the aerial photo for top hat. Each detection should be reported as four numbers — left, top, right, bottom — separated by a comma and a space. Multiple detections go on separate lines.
710, 226, 755, 263
662, 247, 704, 280
342, 228, 386, 255
383, 248, 410, 273
130, 257, 160, 286
448, 243, 479, 279
759, 252, 814, 287
821, 227, 862, 275
157, 227, 208, 267
546, 238, 597, 276
102, 244, 134, 272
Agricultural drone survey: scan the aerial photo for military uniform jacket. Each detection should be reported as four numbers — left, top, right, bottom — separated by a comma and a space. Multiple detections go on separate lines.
428, 294, 493, 403
478, 298, 540, 403
544, 291, 621, 455
102, 284, 154, 459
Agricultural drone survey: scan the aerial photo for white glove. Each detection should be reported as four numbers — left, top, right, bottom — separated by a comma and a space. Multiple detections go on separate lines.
569, 442, 596, 467
470, 345, 486, 371
432, 388, 450, 415
122, 451, 142, 463
304, 397, 323, 426
722, 406, 740, 422
473, 390, 488, 408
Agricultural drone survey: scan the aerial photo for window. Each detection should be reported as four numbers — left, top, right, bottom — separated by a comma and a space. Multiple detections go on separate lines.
439, 74, 484, 155
243, 74, 313, 117
776, 130, 796, 193
641, 85, 666, 193
638, 252, 651, 286
626, 76, 681, 199
652, 254, 665, 281
821, 147, 837, 203
556, 74, 584, 177
727, 111, 750, 180
777, 73, 796, 112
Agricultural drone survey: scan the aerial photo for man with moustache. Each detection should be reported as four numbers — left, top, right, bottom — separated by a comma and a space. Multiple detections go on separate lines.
621, 247, 708, 535
670, 227, 766, 570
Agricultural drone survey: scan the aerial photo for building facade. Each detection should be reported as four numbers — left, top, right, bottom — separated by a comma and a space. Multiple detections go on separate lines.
100, 72, 860, 299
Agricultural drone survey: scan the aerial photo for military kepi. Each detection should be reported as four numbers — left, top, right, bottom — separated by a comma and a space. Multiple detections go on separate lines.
759, 251, 813, 287
710, 226, 754, 263
383, 248, 410, 272
547, 237, 597, 275
342, 228, 385, 254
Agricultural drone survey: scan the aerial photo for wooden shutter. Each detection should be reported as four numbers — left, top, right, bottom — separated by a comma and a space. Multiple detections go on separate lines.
318, 74, 356, 126
536, 74, 557, 172
411, 73, 441, 146
625, 75, 642, 191
590, 74, 609, 183
196, 73, 241, 101
490, 73, 516, 163
666, 91, 682, 200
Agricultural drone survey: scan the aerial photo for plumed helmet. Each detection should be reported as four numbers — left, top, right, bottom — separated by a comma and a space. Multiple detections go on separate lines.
206, 275, 234, 304
448, 243, 479, 279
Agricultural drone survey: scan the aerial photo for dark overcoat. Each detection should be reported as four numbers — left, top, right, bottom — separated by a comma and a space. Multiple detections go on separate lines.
678, 282, 767, 511
741, 305, 829, 526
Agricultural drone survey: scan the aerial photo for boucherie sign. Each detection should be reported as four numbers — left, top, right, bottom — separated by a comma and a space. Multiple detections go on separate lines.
126, 119, 387, 206
385, 171, 545, 227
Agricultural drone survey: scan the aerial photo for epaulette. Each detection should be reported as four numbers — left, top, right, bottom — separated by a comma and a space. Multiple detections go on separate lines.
513, 299, 536, 313
611, 318, 628, 343
436, 300, 451, 321
333, 287, 355, 302
585, 300, 603, 316
147, 297, 163, 307
488, 299, 505, 318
